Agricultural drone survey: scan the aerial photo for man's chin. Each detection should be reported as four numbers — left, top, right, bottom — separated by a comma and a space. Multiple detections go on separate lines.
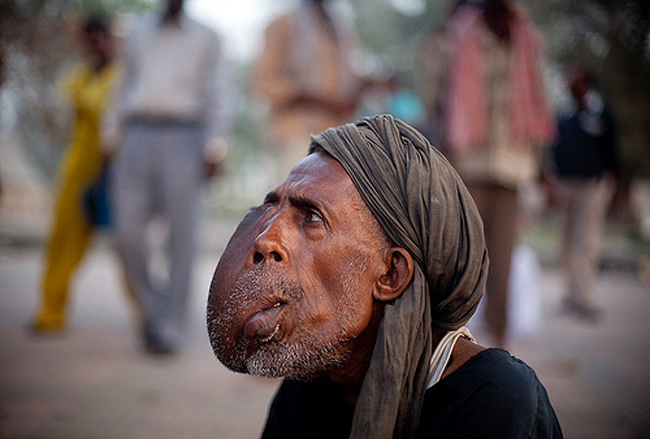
244, 358, 319, 380
241, 342, 348, 380
214, 347, 320, 380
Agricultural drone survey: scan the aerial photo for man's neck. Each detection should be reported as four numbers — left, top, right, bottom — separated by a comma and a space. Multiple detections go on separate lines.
162, 9, 183, 27
322, 322, 486, 410
325, 304, 384, 407
312, 1, 337, 40
329, 358, 369, 408
92, 56, 111, 73
483, 6, 513, 43
441, 337, 485, 380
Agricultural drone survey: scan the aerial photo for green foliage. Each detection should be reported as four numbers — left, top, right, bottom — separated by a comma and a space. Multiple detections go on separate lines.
1, 0, 158, 20
69, 0, 160, 15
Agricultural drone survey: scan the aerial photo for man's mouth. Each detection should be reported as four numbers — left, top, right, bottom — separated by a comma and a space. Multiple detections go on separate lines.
243, 300, 287, 343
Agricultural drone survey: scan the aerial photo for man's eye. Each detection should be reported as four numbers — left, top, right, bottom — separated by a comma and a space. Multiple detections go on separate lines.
306, 210, 324, 223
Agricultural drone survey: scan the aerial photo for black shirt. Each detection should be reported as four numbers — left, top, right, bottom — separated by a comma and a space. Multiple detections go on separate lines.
261, 349, 563, 438
416, 348, 563, 438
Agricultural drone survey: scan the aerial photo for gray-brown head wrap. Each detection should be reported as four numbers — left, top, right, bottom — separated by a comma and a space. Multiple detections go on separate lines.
309, 114, 488, 439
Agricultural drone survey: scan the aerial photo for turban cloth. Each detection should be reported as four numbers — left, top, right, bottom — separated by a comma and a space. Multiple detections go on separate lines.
309, 114, 488, 439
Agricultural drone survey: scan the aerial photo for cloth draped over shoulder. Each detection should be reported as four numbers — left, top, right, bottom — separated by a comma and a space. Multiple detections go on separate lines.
445, 3, 555, 150
309, 114, 489, 439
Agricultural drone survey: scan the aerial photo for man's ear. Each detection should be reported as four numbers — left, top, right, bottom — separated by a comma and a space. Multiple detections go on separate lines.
373, 247, 414, 302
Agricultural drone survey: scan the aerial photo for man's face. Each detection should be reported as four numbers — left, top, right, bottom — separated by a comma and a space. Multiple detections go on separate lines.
207, 152, 387, 379
84, 28, 110, 60
569, 67, 589, 102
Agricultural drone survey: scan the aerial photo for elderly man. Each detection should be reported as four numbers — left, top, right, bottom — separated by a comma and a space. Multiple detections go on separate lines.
207, 115, 562, 438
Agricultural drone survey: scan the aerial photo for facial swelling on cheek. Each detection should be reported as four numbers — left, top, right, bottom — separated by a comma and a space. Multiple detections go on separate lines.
208, 249, 377, 380
207, 267, 292, 370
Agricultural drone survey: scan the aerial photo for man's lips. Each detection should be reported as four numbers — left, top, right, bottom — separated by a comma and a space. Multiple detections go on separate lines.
243, 301, 286, 342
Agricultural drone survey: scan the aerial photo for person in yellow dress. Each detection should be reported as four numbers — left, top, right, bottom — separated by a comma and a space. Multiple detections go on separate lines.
31, 16, 120, 333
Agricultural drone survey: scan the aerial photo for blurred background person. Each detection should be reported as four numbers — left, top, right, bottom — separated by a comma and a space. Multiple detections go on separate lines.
546, 63, 620, 322
103, 0, 233, 355
419, 0, 556, 347
416, 0, 465, 150
251, 0, 363, 184
30, 16, 120, 334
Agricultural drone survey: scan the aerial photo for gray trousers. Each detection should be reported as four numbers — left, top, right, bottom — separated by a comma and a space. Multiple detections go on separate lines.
557, 178, 607, 309
112, 120, 203, 348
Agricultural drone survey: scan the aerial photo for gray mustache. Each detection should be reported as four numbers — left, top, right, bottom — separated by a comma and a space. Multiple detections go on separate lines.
228, 265, 302, 305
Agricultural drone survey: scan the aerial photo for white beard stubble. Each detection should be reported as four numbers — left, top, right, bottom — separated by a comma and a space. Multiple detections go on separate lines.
207, 251, 371, 380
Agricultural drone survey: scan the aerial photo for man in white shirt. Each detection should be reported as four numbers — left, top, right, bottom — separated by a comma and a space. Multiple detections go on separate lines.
105, 0, 232, 354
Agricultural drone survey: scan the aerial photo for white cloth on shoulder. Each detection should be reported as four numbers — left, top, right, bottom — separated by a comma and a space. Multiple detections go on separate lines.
427, 326, 476, 389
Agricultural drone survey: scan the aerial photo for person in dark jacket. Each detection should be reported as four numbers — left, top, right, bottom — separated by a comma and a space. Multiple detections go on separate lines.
549, 62, 620, 321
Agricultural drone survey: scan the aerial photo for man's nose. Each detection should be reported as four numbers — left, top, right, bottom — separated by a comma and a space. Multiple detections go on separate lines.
248, 213, 290, 267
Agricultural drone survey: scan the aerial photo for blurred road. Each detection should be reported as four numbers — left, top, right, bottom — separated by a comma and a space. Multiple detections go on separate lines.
1, 215, 649, 439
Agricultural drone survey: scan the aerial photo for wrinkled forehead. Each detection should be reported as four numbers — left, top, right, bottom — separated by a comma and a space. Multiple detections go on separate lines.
280, 152, 354, 195
265, 152, 371, 219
